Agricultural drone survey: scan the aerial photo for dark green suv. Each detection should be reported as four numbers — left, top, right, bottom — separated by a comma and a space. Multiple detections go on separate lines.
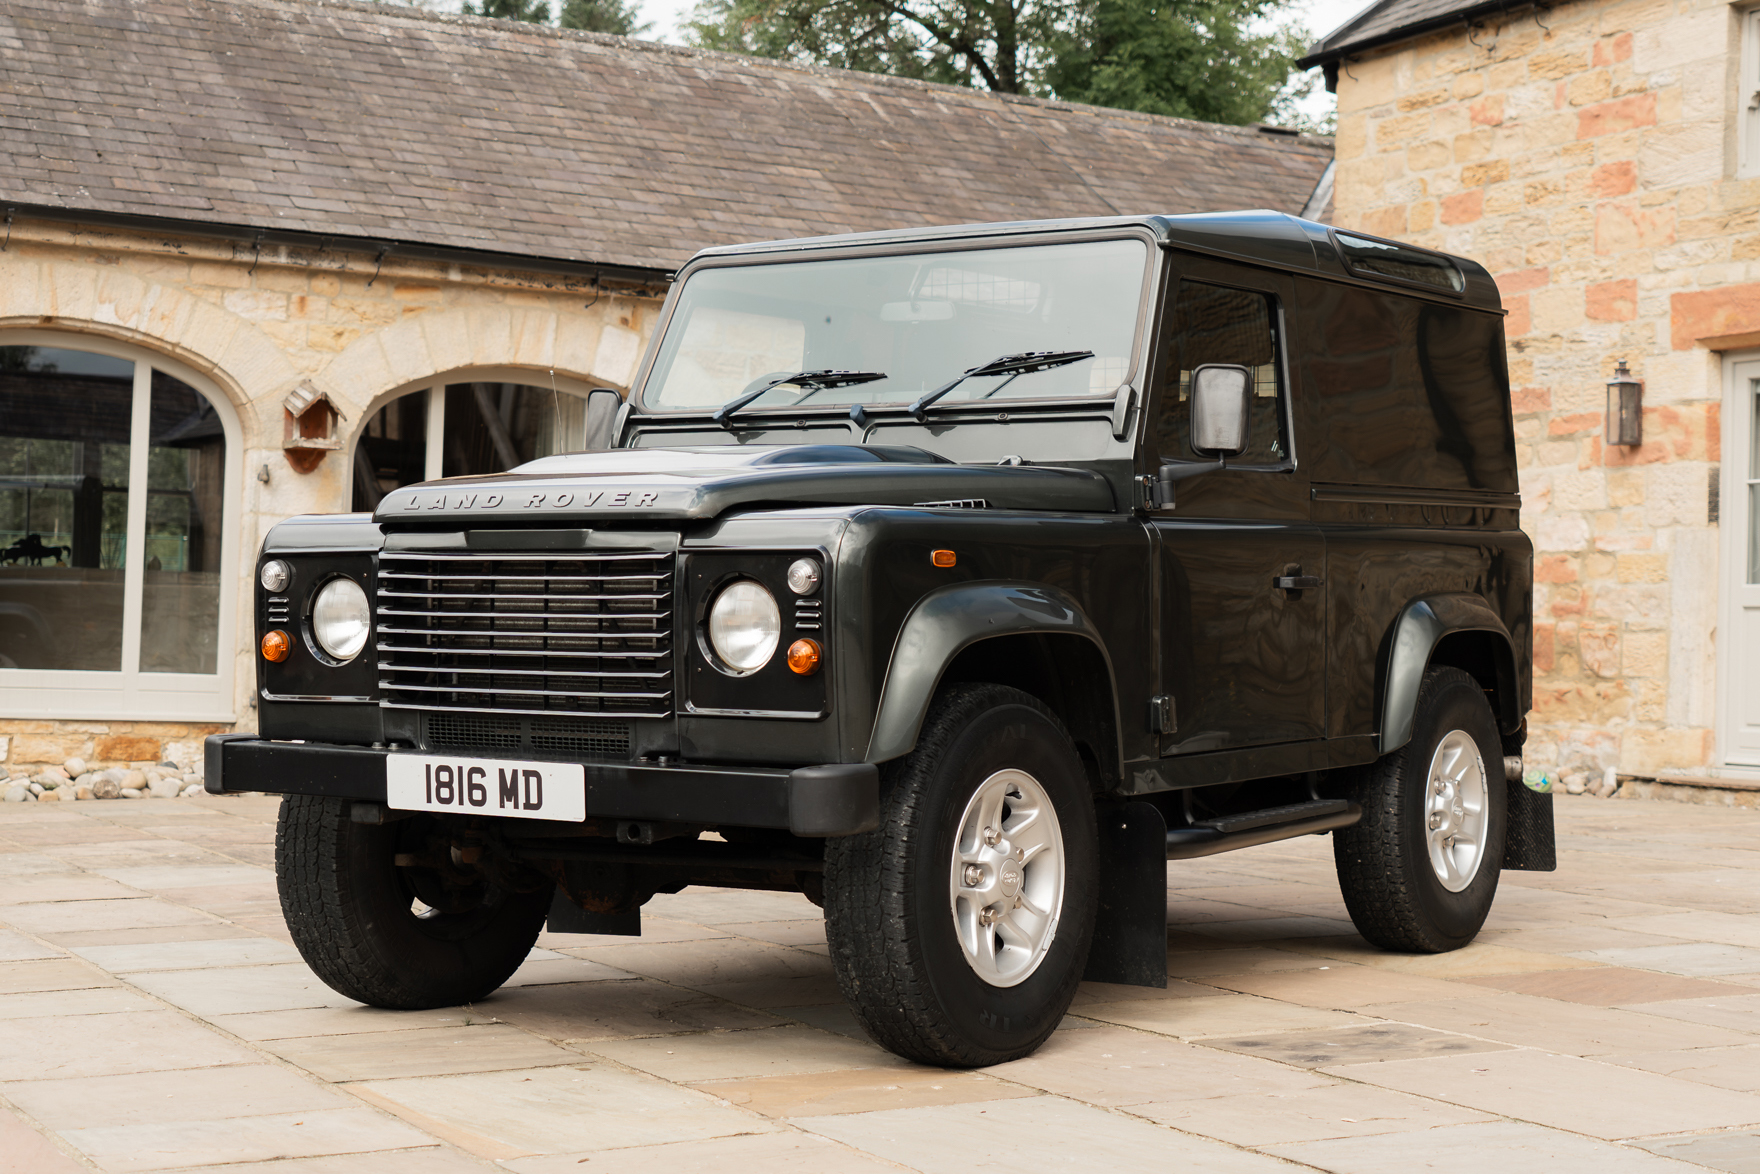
212, 211, 1548, 1067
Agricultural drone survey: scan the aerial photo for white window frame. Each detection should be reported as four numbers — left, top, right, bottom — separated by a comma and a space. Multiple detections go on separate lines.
0, 330, 242, 722
1739, 6, 1760, 177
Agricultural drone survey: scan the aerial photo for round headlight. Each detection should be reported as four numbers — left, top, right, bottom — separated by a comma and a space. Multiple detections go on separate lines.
311, 577, 371, 662
786, 558, 821, 595
708, 580, 780, 672
260, 559, 291, 593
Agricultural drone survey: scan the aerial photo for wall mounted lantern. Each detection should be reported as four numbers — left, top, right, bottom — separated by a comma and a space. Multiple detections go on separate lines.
1605, 360, 1642, 447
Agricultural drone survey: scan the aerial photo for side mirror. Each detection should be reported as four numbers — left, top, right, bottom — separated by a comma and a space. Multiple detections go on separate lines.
1189, 364, 1252, 456
581, 388, 623, 451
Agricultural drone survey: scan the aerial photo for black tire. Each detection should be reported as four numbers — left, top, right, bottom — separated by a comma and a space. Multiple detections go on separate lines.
275, 795, 551, 1008
823, 683, 1098, 1067
1334, 666, 1506, 953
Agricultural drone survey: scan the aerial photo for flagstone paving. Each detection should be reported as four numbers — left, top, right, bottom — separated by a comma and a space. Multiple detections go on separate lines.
0, 793, 1758, 1172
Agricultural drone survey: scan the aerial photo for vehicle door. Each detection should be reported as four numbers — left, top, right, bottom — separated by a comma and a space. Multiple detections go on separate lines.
1147, 257, 1325, 755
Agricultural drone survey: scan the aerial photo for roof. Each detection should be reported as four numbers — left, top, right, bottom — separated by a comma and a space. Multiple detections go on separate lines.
691, 210, 1503, 312
0, 0, 1336, 273
1297, 0, 1535, 73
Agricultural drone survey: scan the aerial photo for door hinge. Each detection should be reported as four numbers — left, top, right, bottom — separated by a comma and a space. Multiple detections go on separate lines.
1149, 694, 1176, 734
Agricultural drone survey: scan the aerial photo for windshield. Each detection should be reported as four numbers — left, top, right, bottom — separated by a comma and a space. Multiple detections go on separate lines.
641, 238, 1149, 415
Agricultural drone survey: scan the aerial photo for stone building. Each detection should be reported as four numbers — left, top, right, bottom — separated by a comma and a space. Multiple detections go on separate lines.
1301, 0, 1754, 786
0, 0, 1334, 778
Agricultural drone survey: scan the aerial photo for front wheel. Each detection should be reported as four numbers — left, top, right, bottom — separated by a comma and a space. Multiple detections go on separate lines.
1334, 666, 1506, 952
276, 795, 551, 1008
824, 684, 1098, 1067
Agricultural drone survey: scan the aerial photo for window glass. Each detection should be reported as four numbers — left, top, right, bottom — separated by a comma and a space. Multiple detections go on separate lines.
1336, 233, 1464, 292
353, 383, 600, 510
141, 371, 226, 674
1154, 283, 1288, 466
643, 239, 1147, 413
1748, 379, 1760, 584
0, 346, 134, 670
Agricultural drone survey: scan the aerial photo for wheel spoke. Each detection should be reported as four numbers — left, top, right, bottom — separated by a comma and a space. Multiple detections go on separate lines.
994, 908, 1035, 951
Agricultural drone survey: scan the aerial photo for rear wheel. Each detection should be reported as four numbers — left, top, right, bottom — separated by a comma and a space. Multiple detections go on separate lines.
276, 795, 550, 1008
1334, 666, 1506, 952
824, 683, 1098, 1067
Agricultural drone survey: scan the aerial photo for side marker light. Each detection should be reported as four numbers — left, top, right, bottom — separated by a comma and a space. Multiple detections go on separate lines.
261, 629, 291, 663
931, 549, 956, 568
787, 638, 822, 675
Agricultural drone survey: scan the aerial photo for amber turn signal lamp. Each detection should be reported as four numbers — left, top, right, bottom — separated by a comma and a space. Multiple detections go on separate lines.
261, 629, 291, 663
786, 638, 822, 675
931, 549, 957, 568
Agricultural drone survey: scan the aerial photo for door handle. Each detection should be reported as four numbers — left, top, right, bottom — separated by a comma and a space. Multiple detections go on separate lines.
1274, 574, 1322, 591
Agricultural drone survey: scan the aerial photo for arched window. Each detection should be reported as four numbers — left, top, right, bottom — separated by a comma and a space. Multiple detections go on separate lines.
0, 333, 240, 719
352, 373, 609, 510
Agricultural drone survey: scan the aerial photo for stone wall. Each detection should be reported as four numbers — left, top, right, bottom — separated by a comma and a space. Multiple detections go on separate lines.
0, 216, 667, 768
1329, 0, 1737, 777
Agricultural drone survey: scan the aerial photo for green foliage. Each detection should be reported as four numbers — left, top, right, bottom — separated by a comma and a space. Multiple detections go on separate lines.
685, 0, 1067, 94
558, 0, 652, 35
1047, 0, 1312, 126
462, 0, 553, 22
682, 0, 1315, 126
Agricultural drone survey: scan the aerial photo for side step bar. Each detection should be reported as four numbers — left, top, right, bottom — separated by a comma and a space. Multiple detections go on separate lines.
1165, 798, 1362, 860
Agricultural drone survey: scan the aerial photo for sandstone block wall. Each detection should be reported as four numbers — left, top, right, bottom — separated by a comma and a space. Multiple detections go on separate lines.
1331, 0, 1739, 777
0, 218, 666, 754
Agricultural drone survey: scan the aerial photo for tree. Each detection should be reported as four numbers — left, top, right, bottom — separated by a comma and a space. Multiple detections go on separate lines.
461, 0, 553, 21
1047, 0, 1312, 126
559, 0, 653, 35
685, 0, 1067, 94
683, 0, 1311, 126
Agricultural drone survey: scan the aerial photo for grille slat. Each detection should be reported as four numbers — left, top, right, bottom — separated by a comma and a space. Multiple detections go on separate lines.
377, 549, 675, 719
377, 640, 668, 659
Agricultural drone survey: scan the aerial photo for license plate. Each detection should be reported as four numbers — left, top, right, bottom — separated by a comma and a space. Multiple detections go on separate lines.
385, 754, 586, 822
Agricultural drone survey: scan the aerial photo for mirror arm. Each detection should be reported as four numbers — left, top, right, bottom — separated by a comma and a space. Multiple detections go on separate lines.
1148, 457, 1225, 509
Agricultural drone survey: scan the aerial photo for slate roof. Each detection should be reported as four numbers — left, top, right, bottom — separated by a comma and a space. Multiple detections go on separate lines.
0, 0, 1335, 273
1298, 0, 1530, 70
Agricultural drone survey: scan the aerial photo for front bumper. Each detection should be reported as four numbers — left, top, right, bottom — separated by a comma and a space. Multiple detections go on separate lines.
203, 735, 880, 837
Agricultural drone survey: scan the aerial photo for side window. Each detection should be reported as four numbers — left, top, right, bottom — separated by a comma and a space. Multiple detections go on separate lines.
1154, 281, 1288, 466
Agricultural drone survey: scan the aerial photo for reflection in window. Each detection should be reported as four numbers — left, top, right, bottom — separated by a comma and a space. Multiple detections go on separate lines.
1156, 283, 1288, 466
353, 383, 597, 511
0, 346, 134, 670
141, 372, 226, 674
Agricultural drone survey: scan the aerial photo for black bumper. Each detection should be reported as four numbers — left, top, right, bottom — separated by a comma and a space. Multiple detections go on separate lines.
203, 735, 880, 837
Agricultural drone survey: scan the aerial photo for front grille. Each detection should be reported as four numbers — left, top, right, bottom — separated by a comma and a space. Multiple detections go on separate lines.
376, 549, 674, 719
423, 711, 632, 758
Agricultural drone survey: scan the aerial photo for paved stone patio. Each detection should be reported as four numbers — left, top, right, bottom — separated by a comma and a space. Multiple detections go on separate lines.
1, 793, 1758, 1173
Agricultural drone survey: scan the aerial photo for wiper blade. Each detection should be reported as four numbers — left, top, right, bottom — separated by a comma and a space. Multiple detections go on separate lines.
903, 351, 1094, 423
713, 369, 887, 428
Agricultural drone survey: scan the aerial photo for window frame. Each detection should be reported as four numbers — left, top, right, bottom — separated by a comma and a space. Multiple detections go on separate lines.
0, 330, 243, 721
1741, 6, 1760, 178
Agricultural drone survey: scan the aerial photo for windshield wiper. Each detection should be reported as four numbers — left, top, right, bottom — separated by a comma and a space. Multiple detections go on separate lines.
903, 351, 1094, 423
713, 369, 887, 428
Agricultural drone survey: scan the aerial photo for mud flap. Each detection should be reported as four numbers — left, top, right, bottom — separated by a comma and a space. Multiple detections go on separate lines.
1504, 779, 1556, 871
1082, 800, 1168, 988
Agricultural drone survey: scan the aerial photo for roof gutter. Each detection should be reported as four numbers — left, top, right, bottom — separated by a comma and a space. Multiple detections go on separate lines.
0, 200, 674, 290
1296, 0, 1545, 91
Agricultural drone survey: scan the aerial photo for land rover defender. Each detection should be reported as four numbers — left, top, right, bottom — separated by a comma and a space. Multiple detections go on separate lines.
210, 211, 1549, 1067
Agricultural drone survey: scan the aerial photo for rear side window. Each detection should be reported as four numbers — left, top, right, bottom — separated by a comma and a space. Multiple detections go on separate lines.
1299, 284, 1516, 492
1336, 233, 1464, 293
1154, 282, 1288, 466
